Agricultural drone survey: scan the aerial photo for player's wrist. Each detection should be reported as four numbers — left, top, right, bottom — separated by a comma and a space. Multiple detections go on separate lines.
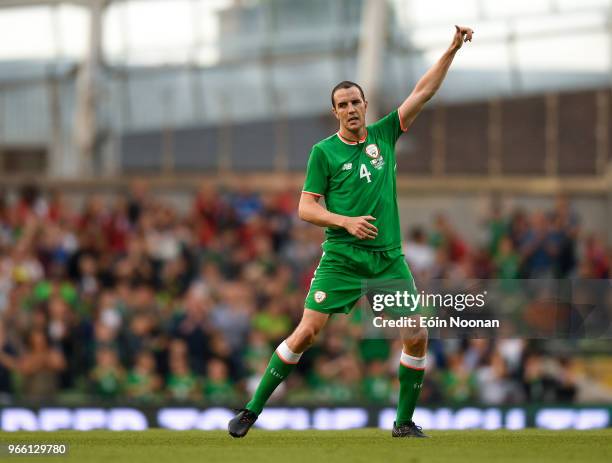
447, 43, 460, 54
335, 215, 349, 230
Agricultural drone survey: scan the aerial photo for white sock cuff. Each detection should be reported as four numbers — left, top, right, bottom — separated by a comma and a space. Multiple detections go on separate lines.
400, 351, 426, 370
276, 340, 302, 364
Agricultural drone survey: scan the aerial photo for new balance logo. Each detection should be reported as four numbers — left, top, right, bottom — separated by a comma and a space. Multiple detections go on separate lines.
270, 368, 284, 379
342, 163, 352, 171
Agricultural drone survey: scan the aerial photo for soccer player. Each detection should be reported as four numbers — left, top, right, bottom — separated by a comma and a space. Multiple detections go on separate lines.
229, 25, 473, 438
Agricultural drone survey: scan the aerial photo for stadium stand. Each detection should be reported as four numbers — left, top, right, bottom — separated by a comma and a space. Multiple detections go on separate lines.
0, 185, 610, 405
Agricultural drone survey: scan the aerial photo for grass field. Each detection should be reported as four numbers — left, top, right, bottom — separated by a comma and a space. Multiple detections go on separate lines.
2, 429, 611, 463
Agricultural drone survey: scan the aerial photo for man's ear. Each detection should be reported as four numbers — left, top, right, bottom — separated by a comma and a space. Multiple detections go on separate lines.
331, 106, 339, 120
364, 100, 368, 112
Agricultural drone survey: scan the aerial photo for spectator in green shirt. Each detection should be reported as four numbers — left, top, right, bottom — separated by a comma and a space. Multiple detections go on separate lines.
362, 360, 393, 403
90, 347, 125, 400
126, 351, 161, 402
495, 237, 520, 279
251, 301, 292, 343
203, 358, 236, 404
440, 353, 478, 403
166, 356, 200, 402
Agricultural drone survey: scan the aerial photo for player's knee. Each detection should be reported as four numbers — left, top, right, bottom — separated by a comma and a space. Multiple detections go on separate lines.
286, 325, 317, 353
301, 324, 320, 347
402, 326, 428, 349
297, 321, 324, 348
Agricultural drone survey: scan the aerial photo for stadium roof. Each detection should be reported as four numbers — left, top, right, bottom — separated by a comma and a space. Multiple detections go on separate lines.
0, 0, 609, 106
0, 0, 609, 68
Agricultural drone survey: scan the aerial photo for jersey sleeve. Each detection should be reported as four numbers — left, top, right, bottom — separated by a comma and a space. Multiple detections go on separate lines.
369, 109, 407, 146
302, 145, 329, 197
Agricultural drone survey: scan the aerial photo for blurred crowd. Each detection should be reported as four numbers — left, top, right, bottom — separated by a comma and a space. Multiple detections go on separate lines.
0, 183, 610, 405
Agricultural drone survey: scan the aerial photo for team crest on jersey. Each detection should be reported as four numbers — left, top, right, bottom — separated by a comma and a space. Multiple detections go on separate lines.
365, 144, 379, 159
370, 155, 385, 170
314, 291, 327, 303
371, 158, 384, 170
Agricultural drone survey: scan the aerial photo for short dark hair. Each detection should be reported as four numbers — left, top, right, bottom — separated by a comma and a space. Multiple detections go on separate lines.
331, 80, 365, 108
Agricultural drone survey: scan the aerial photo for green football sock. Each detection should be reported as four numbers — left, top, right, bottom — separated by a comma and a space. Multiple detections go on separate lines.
396, 352, 426, 425
246, 341, 301, 415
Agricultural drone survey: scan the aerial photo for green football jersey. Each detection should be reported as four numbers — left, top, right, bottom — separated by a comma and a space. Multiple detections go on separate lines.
302, 109, 406, 250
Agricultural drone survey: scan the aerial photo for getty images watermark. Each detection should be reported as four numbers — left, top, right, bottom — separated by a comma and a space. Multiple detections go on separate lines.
370, 289, 495, 329
360, 279, 612, 339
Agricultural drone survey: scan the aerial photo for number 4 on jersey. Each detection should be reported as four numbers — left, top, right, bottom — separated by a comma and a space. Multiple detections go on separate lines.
359, 163, 372, 183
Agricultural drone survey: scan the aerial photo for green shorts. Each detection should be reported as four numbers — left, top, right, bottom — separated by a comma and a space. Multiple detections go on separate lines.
304, 241, 419, 315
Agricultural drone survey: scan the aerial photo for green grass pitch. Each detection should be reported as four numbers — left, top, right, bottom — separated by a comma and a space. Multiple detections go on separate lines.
3, 429, 611, 463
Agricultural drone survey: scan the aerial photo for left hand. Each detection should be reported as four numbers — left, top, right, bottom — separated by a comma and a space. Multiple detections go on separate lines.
451, 25, 474, 51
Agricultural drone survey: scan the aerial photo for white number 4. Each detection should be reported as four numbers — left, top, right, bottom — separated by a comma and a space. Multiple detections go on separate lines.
359, 163, 372, 183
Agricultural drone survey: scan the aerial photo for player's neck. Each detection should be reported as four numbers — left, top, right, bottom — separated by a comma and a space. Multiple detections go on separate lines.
337, 126, 367, 144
